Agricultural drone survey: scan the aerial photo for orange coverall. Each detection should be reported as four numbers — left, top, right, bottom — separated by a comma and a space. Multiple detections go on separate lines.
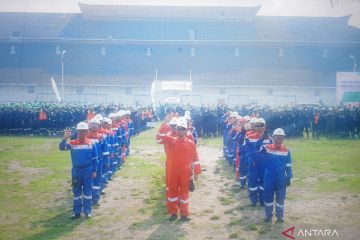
156, 124, 176, 196
160, 135, 201, 217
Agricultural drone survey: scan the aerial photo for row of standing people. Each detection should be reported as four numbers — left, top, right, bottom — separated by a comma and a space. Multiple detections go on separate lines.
0, 102, 154, 136
156, 104, 360, 139
156, 111, 201, 221
59, 110, 136, 219
223, 111, 293, 223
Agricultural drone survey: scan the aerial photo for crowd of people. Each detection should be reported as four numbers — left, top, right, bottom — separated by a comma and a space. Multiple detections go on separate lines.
0, 102, 155, 136
1, 102, 359, 139
157, 104, 360, 139
2, 101, 358, 221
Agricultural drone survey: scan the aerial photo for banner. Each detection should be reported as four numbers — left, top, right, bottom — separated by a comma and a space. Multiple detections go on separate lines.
51, 76, 62, 103
161, 81, 192, 91
336, 72, 360, 105
150, 80, 156, 109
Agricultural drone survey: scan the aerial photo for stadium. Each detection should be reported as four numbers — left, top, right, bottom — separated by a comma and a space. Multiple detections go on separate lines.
0, 1, 359, 240
1, 0, 359, 105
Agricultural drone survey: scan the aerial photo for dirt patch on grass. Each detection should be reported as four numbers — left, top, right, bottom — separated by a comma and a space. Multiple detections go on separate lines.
34, 138, 360, 240
21, 142, 54, 152
8, 161, 49, 185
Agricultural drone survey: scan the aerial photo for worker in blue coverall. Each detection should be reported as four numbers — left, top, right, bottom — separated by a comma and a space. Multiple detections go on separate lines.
87, 118, 108, 207
228, 122, 239, 168
184, 114, 198, 145
103, 117, 115, 183
232, 116, 249, 188
125, 110, 134, 156
244, 118, 272, 207
109, 113, 120, 176
59, 122, 98, 219
97, 116, 110, 195
221, 111, 231, 158
225, 112, 238, 165
262, 128, 292, 223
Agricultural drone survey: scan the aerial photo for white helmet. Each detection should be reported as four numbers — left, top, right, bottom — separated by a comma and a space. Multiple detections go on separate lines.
94, 114, 103, 121
273, 128, 285, 136
250, 118, 258, 124
89, 118, 100, 125
185, 110, 191, 116
109, 113, 115, 118
256, 118, 266, 125
230, 112, 238, 118
177, 118, 188, 129
184, 114, 191, 120
116, 111, 123, 117
169, 117, 178, 126
125, 110, 131, 115
244, 116, 250, 122
76, 121, 89, 130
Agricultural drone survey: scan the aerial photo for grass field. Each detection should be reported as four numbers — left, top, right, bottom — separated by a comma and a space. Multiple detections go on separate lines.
200, 137, 360, 193
0, 130, 359, 239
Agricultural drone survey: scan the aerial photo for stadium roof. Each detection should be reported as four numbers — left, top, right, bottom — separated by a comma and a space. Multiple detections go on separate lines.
0, 0, 359, 28
78, 3, 260, 19
0, 13, 359, 46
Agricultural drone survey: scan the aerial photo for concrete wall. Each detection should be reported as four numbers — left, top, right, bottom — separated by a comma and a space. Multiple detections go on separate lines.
0, 84, 151, 105
0, 83, 336, 106
154, 85, 336, 106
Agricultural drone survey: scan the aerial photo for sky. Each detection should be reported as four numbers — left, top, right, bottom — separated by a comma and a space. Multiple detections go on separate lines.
0, 0, 359, 28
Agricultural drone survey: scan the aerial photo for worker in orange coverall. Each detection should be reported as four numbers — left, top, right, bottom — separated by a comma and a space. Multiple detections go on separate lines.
159, 117, 201, 221
156, 116, 179, 197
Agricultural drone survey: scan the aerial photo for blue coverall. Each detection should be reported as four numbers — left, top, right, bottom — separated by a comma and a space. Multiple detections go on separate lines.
261, 144, 292, 220
88, 134, 108, 205
223, 123, 232, 161
227, 129, 238, 167
244, 133, 272, 206
234, 129, 247, 188
59, 139, 98, 215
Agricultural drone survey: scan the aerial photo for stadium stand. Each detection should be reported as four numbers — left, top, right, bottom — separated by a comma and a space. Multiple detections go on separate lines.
0, 4, 359, 105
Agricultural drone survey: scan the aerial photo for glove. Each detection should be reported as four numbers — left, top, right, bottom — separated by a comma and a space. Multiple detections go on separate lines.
286, 178, 291, 187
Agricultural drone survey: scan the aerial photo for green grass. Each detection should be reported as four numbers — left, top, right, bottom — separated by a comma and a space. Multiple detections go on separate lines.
247, 224, 258, 231
199, 137, 223, 148
0, 136, 73, 240
286, 139, 360, 193
203, 137, 360, 193
227, 219, 242, 226
0, 126, 167, 240
210, 215, 220, 220
0, 131, 359, 239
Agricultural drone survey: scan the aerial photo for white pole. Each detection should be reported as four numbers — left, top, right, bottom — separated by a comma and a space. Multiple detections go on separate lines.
61, 61, 64, 101
354, 56, 357, 72
190, 69, 192, 105
61, 50, 66, 102
155, 68, 157, 108
350, 55, 356, 72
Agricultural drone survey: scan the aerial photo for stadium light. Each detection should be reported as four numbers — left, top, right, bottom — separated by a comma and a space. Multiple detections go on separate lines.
61, 50, 67, 101
350, 55, 357, 72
